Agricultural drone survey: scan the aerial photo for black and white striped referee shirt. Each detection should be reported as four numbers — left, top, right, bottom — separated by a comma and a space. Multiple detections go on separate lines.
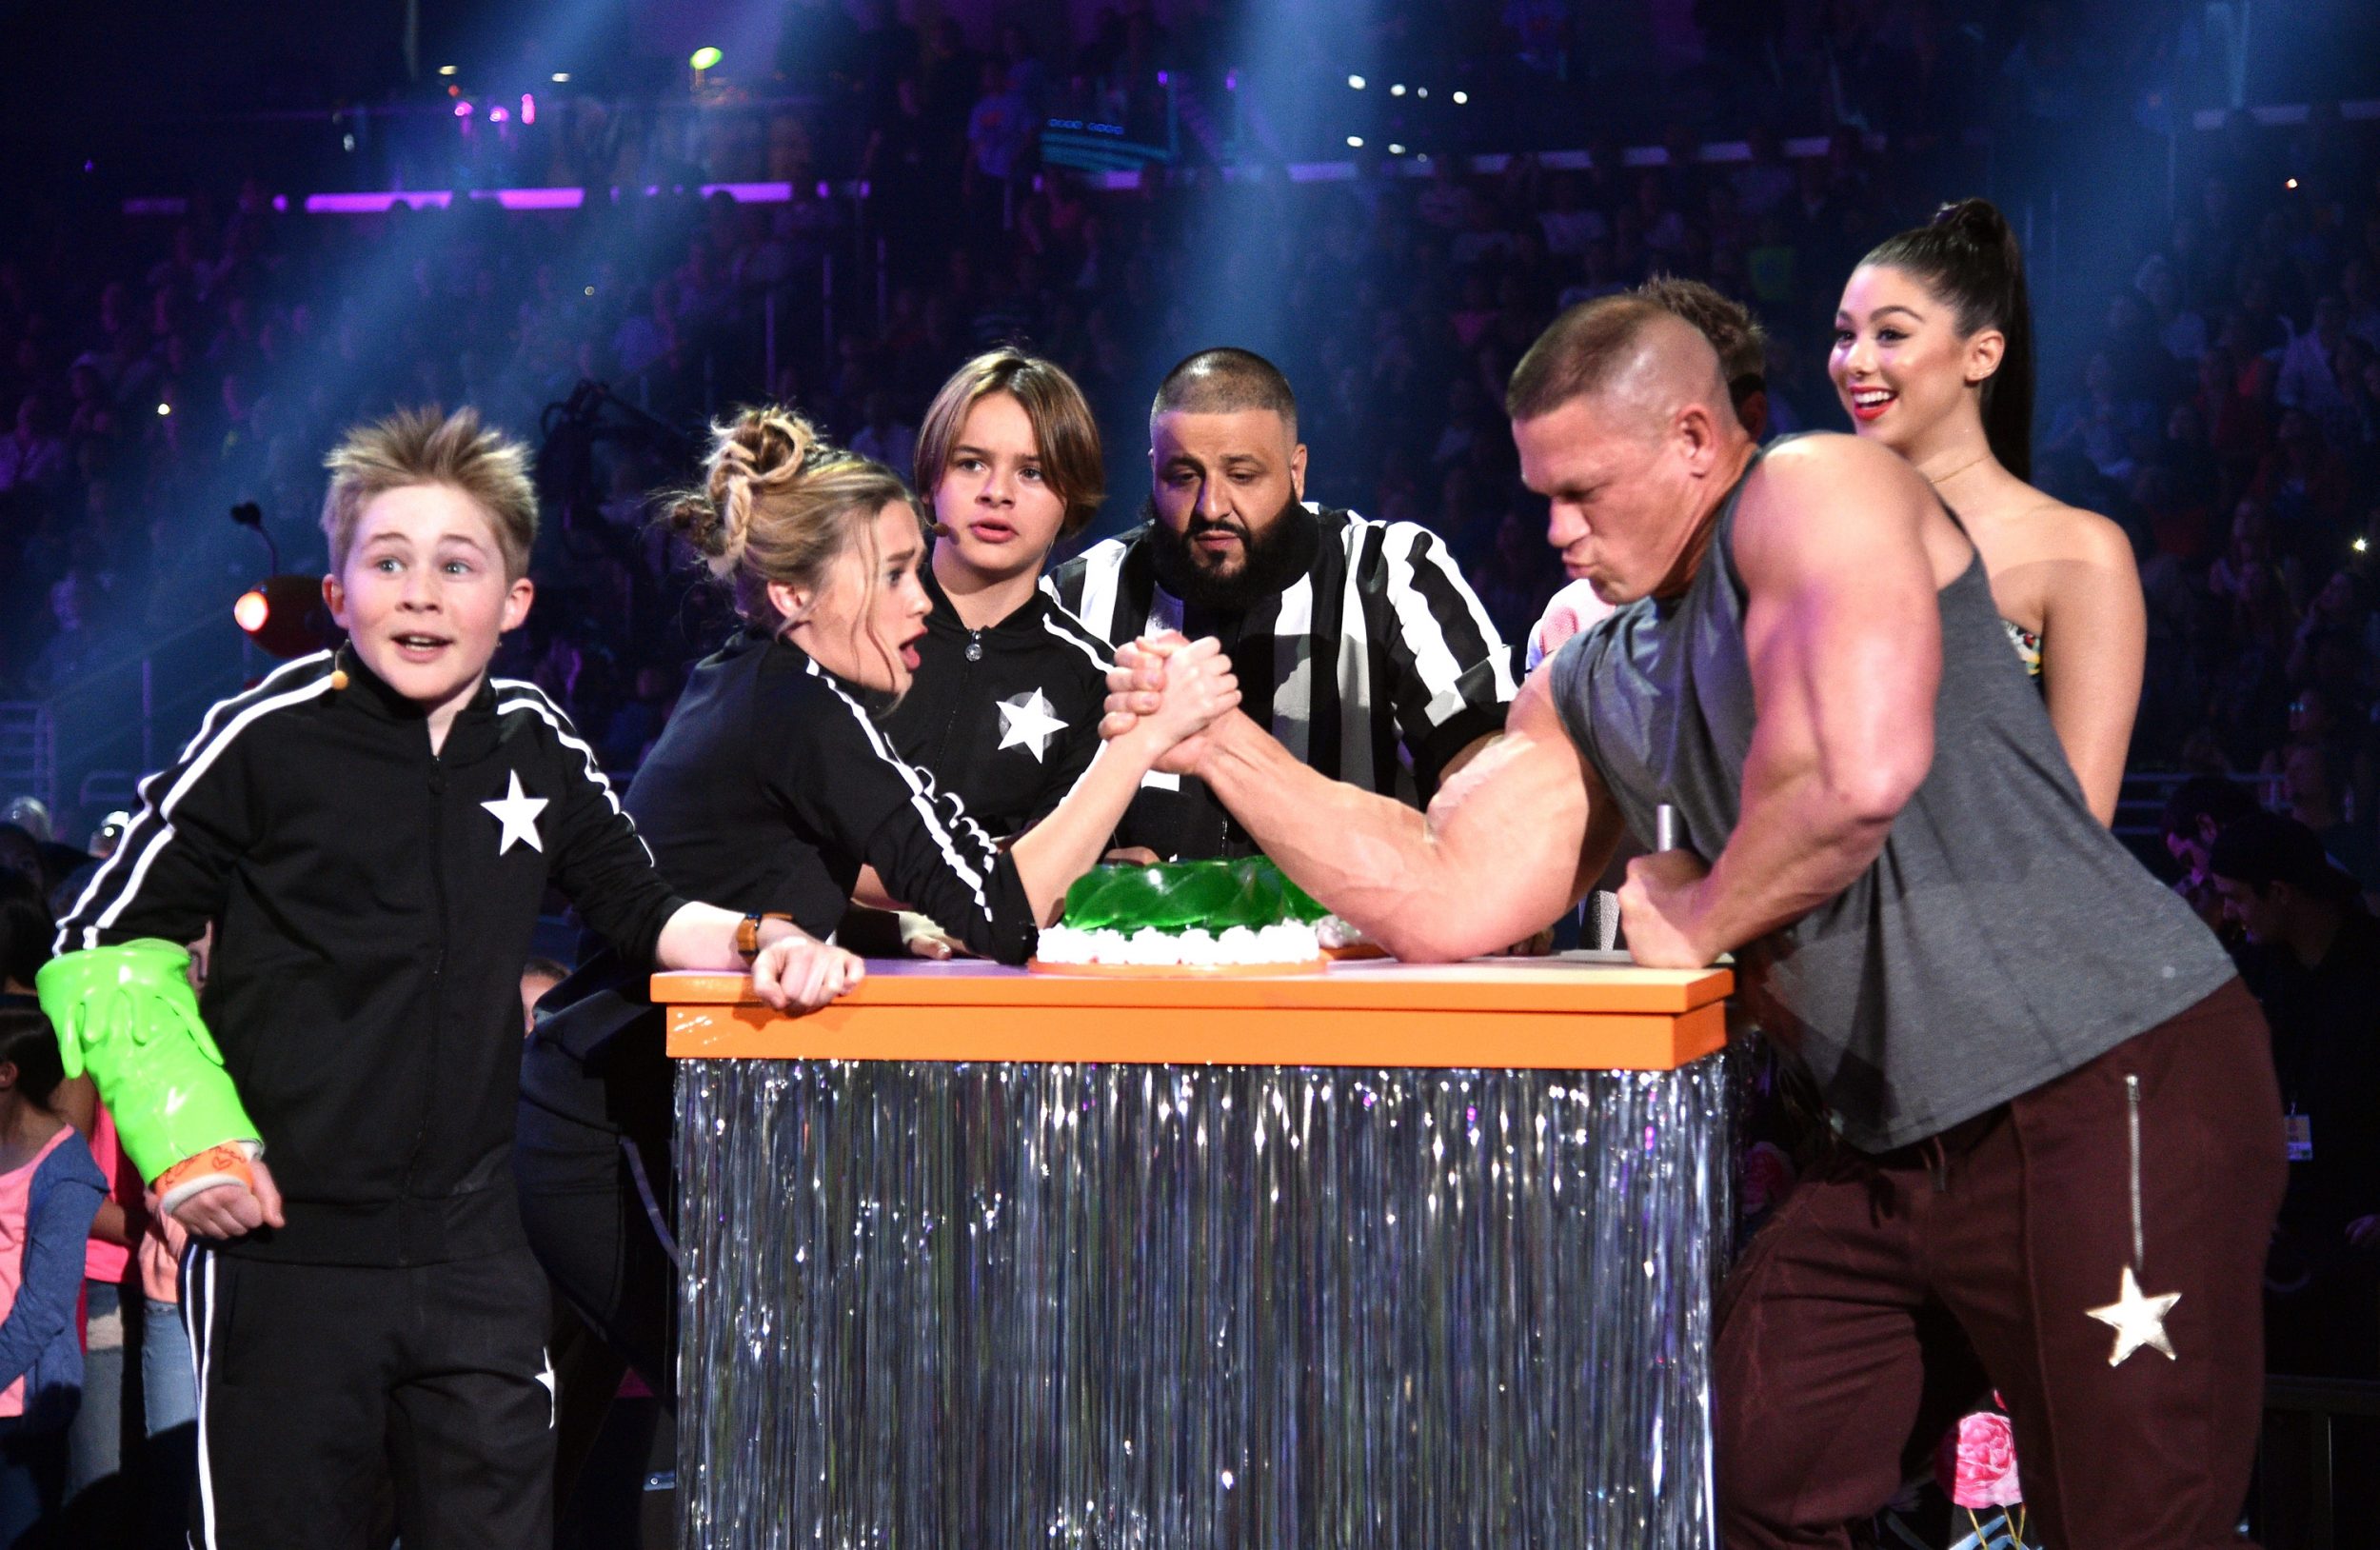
1046, 502, 1516, 860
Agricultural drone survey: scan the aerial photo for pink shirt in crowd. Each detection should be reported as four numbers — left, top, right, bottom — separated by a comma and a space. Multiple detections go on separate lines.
0, 1128, 77, 1418
84, 1104, 140, 1284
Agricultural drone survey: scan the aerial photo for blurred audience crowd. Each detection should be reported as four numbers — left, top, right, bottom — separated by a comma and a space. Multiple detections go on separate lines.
1, 3, 2378, 1543
10, 120, 2379, 828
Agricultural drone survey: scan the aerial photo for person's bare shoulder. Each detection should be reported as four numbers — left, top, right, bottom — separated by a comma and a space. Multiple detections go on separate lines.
2018, 492, 2137, 574
1980, 481, 2132, 573
1734, 432, 1938, 569
1742, 431, 1930, 514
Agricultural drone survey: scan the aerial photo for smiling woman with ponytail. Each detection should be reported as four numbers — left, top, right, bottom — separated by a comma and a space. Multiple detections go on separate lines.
1829, 198, 2147, 825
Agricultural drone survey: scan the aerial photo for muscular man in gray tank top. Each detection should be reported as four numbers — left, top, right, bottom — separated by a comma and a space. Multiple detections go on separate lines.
1102, 297, 2283, 1548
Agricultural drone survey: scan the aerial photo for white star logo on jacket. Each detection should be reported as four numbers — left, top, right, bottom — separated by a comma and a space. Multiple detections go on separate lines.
482, 770, 548, 855
996, 688, 1069, 763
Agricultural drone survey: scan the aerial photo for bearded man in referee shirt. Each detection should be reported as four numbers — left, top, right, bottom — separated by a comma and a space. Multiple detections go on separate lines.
1047, 348, 1516, 860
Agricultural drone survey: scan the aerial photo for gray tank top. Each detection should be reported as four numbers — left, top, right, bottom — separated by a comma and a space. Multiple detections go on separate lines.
1550, 445, 2235, 1151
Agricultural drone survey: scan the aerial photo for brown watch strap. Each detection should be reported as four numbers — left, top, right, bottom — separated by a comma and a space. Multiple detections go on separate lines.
736, 911, 794, 962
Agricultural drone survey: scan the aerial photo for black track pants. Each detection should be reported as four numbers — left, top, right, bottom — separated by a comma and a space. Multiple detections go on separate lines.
514, 1029, 678, 1404
179, 1243, 553, 1550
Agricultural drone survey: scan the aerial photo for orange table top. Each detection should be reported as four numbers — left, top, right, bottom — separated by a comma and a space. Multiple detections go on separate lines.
657, 954, 1734, 1072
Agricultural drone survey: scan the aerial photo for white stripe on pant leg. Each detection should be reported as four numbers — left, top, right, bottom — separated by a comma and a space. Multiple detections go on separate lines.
192, 1246, 221, 1550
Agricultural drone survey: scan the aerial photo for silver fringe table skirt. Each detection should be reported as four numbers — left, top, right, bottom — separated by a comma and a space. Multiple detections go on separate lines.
676, 1053, 1733, 1548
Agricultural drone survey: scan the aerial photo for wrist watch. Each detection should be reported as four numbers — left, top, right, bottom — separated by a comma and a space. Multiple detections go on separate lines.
736, 911, 794, 963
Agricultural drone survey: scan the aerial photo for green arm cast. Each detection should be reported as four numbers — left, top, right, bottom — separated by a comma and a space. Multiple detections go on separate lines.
33, 940, 260, 1185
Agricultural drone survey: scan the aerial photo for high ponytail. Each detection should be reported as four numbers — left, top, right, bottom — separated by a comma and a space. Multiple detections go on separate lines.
1861, 198, 2035, 481
663, 406, 915, 636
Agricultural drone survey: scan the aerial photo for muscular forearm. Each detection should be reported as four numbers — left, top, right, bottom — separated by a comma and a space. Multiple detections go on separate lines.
1687, 763, 1898, 956
1196, 711, 1453, 953
1111, 641, 1592, 958
1010, 733, 1163, 924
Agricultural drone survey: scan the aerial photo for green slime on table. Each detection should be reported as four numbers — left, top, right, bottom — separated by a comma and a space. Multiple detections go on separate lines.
1060, 858, 1329, 933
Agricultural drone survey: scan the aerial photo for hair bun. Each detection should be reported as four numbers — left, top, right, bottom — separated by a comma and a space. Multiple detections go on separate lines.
1932, 197, 2013, 254
675, 407, 823, 578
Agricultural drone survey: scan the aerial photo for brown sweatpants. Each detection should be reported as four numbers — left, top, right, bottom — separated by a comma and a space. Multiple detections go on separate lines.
1716, 979, 2285, 1548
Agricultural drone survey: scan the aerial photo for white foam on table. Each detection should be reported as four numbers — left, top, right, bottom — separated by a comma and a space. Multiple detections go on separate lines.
1035, 922, 1322, 967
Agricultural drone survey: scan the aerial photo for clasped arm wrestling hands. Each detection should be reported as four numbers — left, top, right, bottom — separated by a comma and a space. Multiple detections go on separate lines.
1098, 632, 1229, 775
1099, 438, 1945, 974
1100, 633, 1632, 964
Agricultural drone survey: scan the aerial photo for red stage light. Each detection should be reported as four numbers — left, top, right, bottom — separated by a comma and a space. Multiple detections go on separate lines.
234, 575, 336, 659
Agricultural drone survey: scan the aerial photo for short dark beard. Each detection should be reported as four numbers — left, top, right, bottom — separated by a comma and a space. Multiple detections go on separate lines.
1142, 495, 1319, 615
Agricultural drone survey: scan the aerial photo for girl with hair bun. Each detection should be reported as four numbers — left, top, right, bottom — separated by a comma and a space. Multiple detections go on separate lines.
642, 403, 1216, 931
516, 407, 1233, 1435
1832, 198, 2147, 824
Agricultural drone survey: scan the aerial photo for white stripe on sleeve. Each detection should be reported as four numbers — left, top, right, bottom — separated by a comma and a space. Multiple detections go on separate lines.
803, 658, 999, 918
193, 1244, 222, 1550
69, 661, 336, 952
1383, 522, 1517, 728
492, 682, 654, 862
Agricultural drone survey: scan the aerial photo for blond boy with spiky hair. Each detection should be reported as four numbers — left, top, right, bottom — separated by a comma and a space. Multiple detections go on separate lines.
41, 406, 857, 1548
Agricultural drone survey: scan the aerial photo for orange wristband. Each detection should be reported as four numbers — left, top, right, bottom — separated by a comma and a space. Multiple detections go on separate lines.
155, 1143, 257, 1211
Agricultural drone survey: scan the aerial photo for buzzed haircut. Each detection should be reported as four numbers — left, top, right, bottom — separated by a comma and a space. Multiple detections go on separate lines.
1634, 276, 1767, 388
1505, 294, 1720, 422
1151, 348, 1299, 440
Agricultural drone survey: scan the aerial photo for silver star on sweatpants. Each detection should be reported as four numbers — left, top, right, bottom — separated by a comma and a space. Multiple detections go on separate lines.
2087, 1264, 2180, 1366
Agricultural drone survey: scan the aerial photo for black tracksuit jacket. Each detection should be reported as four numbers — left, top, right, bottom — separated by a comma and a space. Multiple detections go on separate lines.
619, 628, 1038, 960
55, 651, 685, 1266
879, 563, 1115, 839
